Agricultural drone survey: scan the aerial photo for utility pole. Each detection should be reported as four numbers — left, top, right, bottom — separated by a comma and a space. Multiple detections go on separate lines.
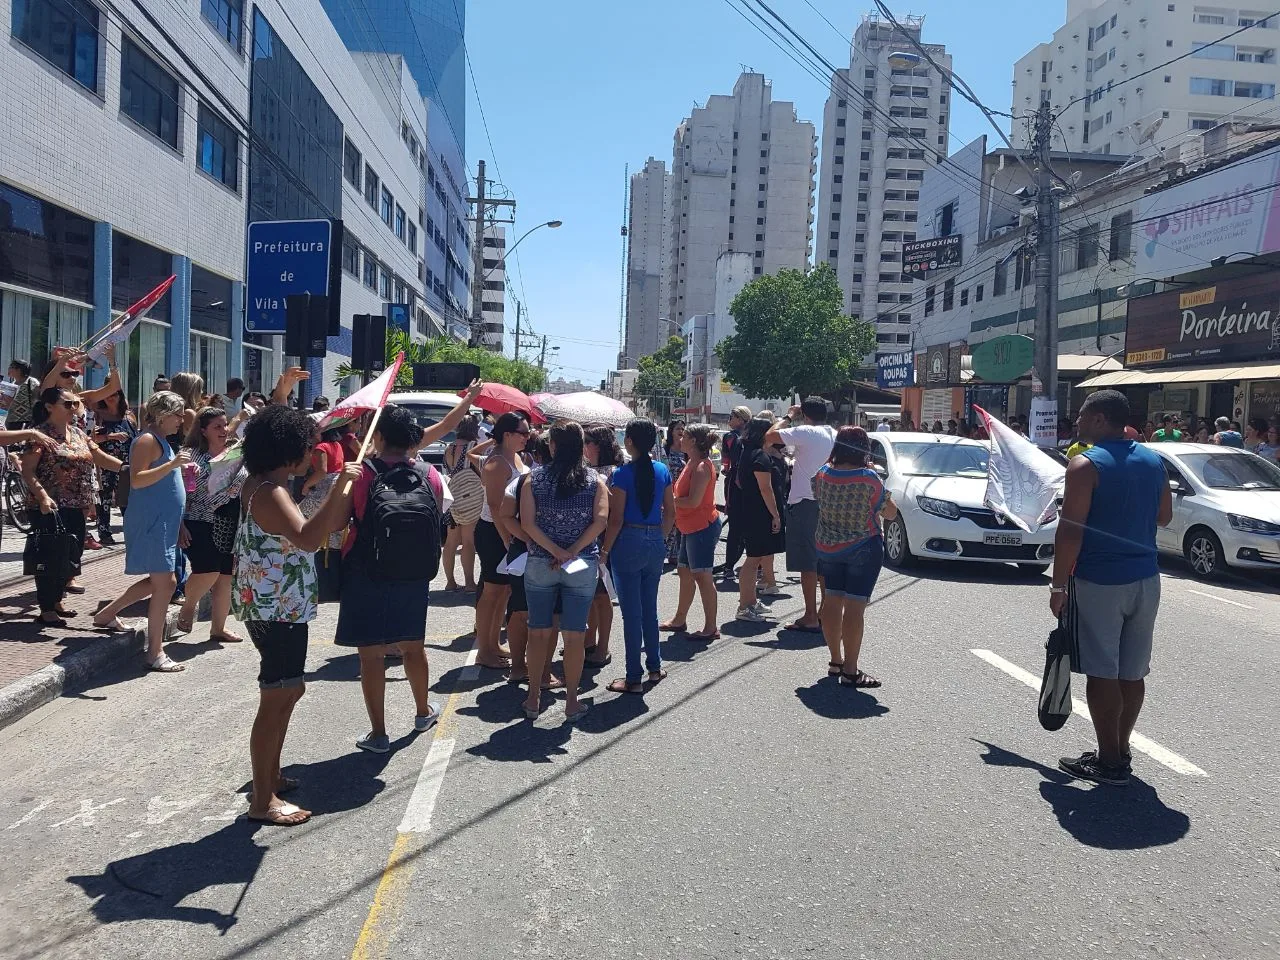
513, 299, 521, 361
538, 334, 548, 370
1031, 98, 1060, 449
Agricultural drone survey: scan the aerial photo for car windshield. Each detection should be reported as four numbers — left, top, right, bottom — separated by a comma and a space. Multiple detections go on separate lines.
1178, 452, 1280, 490
894, 442, 989, 478
396, 403, 455, 445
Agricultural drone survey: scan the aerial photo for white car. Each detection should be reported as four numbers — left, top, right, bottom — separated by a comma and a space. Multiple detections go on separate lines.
866, 433, 1060, 573
388, 391, 481, 466
1147, 443, 1280, 578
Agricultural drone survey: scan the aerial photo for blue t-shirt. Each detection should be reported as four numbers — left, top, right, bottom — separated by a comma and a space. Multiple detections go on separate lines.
1077, 440, 1166, 585
1216, 430, 1245, 449
609, 459, 672, 525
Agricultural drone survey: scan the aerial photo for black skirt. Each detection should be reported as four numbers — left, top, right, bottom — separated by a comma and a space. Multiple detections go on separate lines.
334, 559, 430, 646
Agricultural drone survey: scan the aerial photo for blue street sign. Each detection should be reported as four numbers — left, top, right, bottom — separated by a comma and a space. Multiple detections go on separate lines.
876, 351, 914, 390
245, 219, 334, 334
386, 303, 410, 336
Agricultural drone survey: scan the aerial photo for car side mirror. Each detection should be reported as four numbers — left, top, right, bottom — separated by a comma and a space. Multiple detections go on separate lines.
1169, 479, 1187, 495
873, 462, 887, 477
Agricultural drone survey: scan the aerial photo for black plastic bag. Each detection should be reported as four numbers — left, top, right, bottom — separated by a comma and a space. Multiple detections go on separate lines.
24, 513, 76, 579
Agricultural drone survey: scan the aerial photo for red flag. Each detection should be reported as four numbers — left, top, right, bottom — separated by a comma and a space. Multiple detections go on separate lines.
317, 351, 404, 430
83, 275, 175, 365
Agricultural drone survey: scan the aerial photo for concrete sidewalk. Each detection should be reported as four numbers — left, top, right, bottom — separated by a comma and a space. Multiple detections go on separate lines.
0, 549, 150, 729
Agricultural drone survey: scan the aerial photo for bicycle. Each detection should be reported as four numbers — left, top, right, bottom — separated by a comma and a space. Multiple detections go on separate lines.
0, 447, 33, 545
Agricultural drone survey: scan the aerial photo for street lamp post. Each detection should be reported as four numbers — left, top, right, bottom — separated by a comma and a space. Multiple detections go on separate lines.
472, 219, 562, 347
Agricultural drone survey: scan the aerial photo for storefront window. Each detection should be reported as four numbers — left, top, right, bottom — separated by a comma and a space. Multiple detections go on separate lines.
190, 265, 232, 339
0, 182, 95, 303
0, 290, 90, 376
113, 233, 173, 316
242, 343, 277, 394
121, 319, 168, 409
191, 332, 230, 398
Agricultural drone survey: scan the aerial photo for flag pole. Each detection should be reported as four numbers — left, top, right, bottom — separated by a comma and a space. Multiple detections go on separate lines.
341, 404, 386, 496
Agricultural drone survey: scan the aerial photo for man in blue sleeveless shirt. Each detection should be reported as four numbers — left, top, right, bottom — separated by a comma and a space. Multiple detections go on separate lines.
1051, 390, 1172, 786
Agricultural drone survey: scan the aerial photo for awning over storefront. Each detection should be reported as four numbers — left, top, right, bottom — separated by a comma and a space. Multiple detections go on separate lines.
1078, 363, 1280, 389
1057, 354, 1123, 374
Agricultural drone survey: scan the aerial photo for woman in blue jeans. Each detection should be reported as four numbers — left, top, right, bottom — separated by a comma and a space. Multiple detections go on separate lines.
600, 419, 676, 694
519, 421, 609, 722
813, 426, 898, 688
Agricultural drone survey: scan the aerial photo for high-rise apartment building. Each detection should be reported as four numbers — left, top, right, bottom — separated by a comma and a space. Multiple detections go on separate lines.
816, 14, 951, 358
1013, 1, 1280, 155
666, 73, 816, 329
474, 222, 506, 352
623, 158, 673, 366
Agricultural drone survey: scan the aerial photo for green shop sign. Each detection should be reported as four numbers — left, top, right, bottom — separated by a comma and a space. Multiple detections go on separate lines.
970, 334, 1034, 382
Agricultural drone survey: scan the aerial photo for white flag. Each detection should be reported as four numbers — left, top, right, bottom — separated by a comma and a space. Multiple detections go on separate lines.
975, 406, 1064, 533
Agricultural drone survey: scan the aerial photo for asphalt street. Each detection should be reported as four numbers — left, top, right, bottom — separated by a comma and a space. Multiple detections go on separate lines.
1, 550, 1277, 960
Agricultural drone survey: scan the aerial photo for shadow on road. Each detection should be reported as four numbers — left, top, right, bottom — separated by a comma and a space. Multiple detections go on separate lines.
1156, 555, 1280, 596
794, 677, 889, 720
974, 739, 1191, 849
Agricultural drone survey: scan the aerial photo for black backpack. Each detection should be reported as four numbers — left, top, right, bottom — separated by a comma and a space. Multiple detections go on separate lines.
358, 458, 442, 581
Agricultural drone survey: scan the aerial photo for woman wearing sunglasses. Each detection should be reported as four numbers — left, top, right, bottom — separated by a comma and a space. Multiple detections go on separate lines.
19, 387, 123, 626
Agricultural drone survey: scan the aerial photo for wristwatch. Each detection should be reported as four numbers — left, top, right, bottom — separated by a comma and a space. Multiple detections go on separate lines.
1049, 585, 1068, 595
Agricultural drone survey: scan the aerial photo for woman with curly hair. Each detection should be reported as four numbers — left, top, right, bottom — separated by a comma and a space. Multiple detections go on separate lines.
234, 404, 360, 825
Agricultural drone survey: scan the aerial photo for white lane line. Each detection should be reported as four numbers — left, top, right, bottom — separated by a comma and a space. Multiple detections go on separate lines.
1186, 588, 1253, 609
395, 644, 480, 834
970, 649, 1209, 778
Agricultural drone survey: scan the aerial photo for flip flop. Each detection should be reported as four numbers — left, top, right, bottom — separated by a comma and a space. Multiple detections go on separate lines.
584, 653, 613, 668
247, 802, 311, 826
688, 630, 719, 641
658, 622, 687, 633
607, 678, 644, 695
148, 654, 185, 673
564, 703, 591, 724
647, 669, 668, 684
34, 614, 68, 629
210, 632, 245, 643
94, 616, 140, 633
784, 622, 824, 634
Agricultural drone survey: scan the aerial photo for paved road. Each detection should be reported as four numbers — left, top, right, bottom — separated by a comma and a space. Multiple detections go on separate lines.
1, 553, 1277, 960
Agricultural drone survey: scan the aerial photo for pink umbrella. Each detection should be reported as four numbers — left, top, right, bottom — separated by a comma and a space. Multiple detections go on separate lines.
461, 382, 545, 423
536, 391, 635, 428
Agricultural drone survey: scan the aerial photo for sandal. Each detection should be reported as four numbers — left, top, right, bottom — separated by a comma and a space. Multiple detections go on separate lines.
564, 703, 590, 724
659, 621, 687, 633
688, 629, 719, 641
64, 583, 86, 595
839, 670, 881, 689
584, 653, 612, 668
784, 621, 823, 634
148, 654, 185, 673
607, 678, 644, 695
53, 606, 77, 618
541, 677, 567, 691
210, 632, 245, 643
173, 616, 194, 635
522, 702, 541, 719
648, 669, 667, 684
34, 613, 68, 628
247, 802, 311, 826
827, 661, 844, 677
94, 616, 140, 633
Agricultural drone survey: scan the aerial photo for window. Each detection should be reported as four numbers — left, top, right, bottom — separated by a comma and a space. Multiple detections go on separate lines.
756, 234, 764, 242
925, 285, 935, 316
830, 250, 839, 259
829, 231, 839, 240
939, 200, 956, 237
759, 166, 767, 174
1109, 210, 1132, 261
378, 267, 392, 300
836, 137, 845, 146
994, 259, 1008, 296
363, 255, 377, 290
943, 278, 955, 310
1192, 41, 1237, 60
857, 192, 867, 202
342, 234, 359, 276
380, 186, 393, 226
120, 37, 179, 149
1190, 116, 1218, 129
864, 67, 876, 78
880, 272, 899, 283
13, 0, 100, 91
960, 289, 969, 306
364, 165, 379, 208
837, 118, 846, 127
196, 102, 238, 189
757, 200, 765, 208
343, 138, 361, 189
201, 0, 242, 50
1194, 12, 1225, 24
1235, 80, 1276, 98
975, 284, 984, 302
837, 98, 847, 107
833, 193, 843, 203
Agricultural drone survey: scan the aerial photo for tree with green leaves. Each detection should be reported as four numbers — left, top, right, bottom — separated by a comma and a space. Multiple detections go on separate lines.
715, 263, 876, 400
634, 335, 685, 421
334, 329, 547, 395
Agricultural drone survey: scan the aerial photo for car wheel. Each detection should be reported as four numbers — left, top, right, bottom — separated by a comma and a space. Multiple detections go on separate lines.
1184, 526, 1226, 579
883, 514, 914, 568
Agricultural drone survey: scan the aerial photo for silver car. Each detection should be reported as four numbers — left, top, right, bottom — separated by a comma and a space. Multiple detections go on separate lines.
1148, 443, 1280, 578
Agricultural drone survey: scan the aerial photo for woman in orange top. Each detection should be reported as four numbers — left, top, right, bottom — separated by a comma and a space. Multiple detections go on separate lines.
660, 422, 722, 640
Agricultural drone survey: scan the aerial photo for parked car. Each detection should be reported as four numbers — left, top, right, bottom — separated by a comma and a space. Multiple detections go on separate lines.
390, 391, 481, 466
1147, 443, 1280, 578
867, 433, 1060, 573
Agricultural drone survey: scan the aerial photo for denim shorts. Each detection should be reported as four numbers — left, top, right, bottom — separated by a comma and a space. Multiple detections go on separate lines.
678, 515, 722, 573
524, 554, 599, 632
816, 537, 884, 602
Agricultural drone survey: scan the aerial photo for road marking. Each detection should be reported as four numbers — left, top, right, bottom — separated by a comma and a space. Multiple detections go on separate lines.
970, 649, 1208, 778
1186, 588, 1253, 609
352, 644, 478, 959
50, 798, 126, 828
6, 797, 53, 830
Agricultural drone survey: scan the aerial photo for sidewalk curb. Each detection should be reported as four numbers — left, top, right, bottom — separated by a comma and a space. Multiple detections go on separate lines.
0, 623, 145, 731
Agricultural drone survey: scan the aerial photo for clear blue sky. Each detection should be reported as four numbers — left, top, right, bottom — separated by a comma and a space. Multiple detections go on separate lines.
466, 0, 1065, 384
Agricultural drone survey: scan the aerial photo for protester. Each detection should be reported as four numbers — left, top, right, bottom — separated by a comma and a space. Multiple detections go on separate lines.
152, 374, 172, 393
813, 427, 896, 687
583, 425, 622, 665
1052, 390, 1172, 786
876, 418, 891, 433
5, 359, 43, 428
1143, 420, 1156, 441
211, 377, 246, 415
19, 387, 123, 626
1213, 416, 1245, 448
474, 412, 530, 669
519, 421, 608, 722
661, 423, 722, 640
715, 406, 752, 578
1151, 414, 1182, 442
765, 398, 836, 633
298, 423, 347, 604
335, 405, 449, 753
311, 396, 331, 413
91, 392, 189, 669
601, 418, 675, 694
174, 406, 245, 644
735, 417, 787, 623
169, 372, 205, 436
662, 420, 687, 566
91, 390, 137, 545
233, 404, 360, 825
442, 415, 484, 592
1258, 423, 1280, 463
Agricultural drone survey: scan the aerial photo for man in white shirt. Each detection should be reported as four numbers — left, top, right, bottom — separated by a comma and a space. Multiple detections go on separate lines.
764, 397, 836, 632
875, 419, 892, 433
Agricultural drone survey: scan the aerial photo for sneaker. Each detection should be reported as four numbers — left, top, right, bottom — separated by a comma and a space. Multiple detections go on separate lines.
758, 584, 787, 598
99, 534, 117, 546
356, 733, 391, 754
736, 605, 768, 622
414, 702, 443, 733
1081, 749, 1134, 773
1059, 751, 1129, 786
84, 536, 102, 551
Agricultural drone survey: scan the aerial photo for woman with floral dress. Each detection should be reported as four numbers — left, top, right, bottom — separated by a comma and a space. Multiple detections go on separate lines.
233, 404, 359, 826
91, 390, 137, 545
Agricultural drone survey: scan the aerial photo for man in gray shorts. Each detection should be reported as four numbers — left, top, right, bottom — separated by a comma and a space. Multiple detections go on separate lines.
1051, 390, 1172, 786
